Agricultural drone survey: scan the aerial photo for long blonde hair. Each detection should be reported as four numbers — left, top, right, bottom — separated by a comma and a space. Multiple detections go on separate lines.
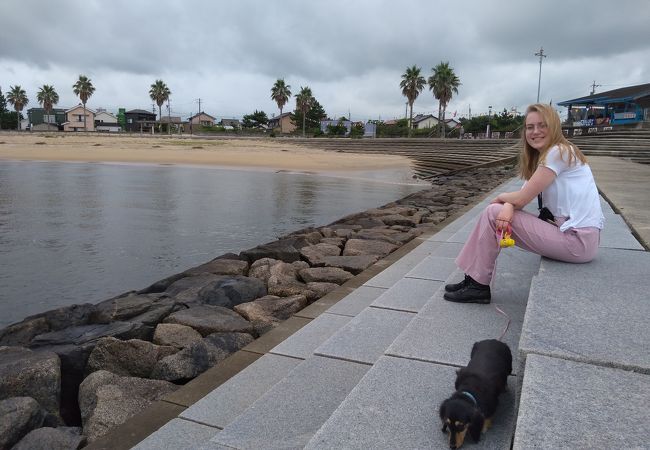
518, 103, 587, 180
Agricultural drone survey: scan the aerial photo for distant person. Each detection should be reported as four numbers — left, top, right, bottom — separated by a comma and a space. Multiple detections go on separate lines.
443, 103, 604, 304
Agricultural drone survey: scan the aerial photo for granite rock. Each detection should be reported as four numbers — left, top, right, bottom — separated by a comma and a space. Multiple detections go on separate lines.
234, 295, 308, 335
85, 337, 177, 378
150, 332, 254, 381
11, 426, 85, 450
0, 397, 47, 450
78, 370, 177, 443
298, 267, 355, 285
342, 239, 399, 258
0, 347, 61, 417
197, 275, 267, 308
152, 323, 203, 349
163, 305, 254, 336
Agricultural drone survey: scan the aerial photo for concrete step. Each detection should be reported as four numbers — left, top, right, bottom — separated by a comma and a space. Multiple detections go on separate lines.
132, 177, 646, 449
513, 354, 649, 449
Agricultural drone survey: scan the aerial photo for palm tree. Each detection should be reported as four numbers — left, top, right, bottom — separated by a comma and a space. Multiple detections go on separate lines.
295, 86, 314, 137
7, 85, 28, 130
428, 62, 461, 138
37, 85, 59, 127
72, 75, 95, 131
149, 79, 171, 133
400, 65, 426, 137
271, 79, 292, 133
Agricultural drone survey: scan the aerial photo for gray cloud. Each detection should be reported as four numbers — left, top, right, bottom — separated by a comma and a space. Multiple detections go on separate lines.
1, 0, 649, 121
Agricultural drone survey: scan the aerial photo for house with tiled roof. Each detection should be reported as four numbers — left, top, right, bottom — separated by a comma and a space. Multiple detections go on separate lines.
268, 112, 296, 133
63, 104, 96, 132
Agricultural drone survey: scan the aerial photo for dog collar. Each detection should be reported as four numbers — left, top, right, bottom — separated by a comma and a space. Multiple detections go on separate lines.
460, 391, 478, 407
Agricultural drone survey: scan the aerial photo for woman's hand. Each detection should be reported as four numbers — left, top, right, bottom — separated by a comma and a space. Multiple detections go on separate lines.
496, 203, 514, 231
491, 194, 504, 204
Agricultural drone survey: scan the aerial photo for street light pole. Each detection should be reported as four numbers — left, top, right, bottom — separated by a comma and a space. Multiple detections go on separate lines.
535, 47, 547, 103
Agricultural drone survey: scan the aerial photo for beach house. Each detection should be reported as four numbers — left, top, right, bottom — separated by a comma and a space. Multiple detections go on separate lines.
63, 104, 96, 132
124, 109, 156, 133
27, 107, 66, 131
188, 112, 216, 130
95, 109, 121, 132
268, 112, 296, 133
412, 114, 439, 129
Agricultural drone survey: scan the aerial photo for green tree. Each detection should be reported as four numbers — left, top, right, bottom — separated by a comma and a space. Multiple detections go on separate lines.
72, 75, 95, 131
36, 85, 60, 126
242, 110, 269, 128
294, 86, 315, 137
149, 79, 171, 133
270, 79, 292, 133
0, 87, 7, 113
291, 97, 326, 136
400, 65, 426, 137
428, 62, 461, 138
7, 85, 28, 130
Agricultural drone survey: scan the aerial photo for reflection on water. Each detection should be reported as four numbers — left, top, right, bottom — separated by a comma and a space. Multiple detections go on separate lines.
0, 161, 425, 327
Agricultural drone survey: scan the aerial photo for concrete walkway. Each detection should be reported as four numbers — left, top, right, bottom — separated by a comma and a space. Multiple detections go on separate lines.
125, 163, 649, 449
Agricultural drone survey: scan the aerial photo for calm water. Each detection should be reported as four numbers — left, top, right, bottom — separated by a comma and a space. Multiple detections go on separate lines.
0, 160, 425, 327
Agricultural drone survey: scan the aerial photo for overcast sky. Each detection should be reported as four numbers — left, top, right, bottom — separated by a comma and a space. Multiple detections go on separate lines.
1, 0, 649, 122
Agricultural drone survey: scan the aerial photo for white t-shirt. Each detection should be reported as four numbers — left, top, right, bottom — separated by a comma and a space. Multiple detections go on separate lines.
540, 145, 605, 232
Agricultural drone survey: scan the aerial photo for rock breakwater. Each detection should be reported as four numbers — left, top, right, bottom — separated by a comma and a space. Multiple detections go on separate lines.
0, 164, 516, 448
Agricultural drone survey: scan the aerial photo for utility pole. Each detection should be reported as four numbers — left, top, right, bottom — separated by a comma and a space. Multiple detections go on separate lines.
535, 47, 547, 103
590, 80, 601, 95
167, 99, 171, 135
486, 105, 492, 138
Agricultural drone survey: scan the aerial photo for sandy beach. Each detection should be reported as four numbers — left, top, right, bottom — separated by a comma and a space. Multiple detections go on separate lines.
0, 133, 412, 174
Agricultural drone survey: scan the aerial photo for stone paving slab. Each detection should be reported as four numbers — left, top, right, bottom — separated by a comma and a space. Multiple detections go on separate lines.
180, 353, 301, 429
370, 277, 443, 313
513, 354, 650, 450
269, 312, 352, 360
447, 217, 480, 243
538, 247, 650, 278
132, 418, 218, 450
519, 271, 650, 374
363, 241, 440, 288
326, 285, 387, 316
208, 356, 369, 450
306, 356, 516, 450
404, 255, 458, 281
597, 212, 643, 249
314, 307, 415, 364
427, 241, 465, 257
388, 300, 526, 373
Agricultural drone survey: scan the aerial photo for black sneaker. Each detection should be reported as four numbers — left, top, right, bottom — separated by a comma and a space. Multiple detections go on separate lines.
445, 274, 471, 292
443, 278, 491, 304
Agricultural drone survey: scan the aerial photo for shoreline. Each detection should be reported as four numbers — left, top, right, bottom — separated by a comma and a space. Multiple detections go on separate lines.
0, 134, 412, 174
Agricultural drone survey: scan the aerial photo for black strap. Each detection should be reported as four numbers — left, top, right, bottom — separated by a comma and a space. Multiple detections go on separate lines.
537, 193, 543, 210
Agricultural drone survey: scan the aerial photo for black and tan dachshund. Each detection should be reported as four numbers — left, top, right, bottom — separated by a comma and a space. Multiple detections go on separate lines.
439, 339, 512, 449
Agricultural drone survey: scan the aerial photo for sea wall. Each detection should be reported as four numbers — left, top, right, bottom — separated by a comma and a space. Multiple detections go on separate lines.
0, 164, 516, 449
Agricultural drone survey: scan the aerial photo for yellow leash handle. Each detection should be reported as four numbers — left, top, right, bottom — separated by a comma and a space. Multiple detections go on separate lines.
499, 224, 515, 248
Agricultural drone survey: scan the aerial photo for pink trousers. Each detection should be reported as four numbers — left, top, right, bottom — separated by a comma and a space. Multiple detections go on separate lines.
456, 204, 601, 285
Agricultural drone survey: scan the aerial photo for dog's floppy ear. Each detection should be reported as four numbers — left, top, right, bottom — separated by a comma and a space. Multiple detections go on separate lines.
439, 399, 450, 432
468, 410, 484, 442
